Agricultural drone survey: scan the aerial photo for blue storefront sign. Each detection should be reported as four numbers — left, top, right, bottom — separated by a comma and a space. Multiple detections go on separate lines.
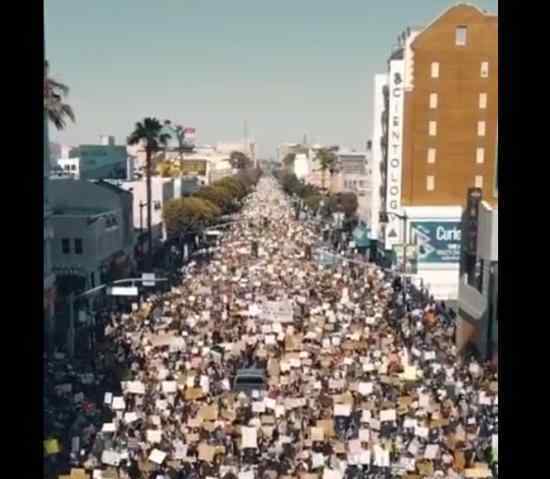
410, 221, 461, 263
352, 225, 371, 248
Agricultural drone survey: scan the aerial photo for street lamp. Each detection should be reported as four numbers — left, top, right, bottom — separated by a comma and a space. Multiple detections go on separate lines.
379, 210, 414, 303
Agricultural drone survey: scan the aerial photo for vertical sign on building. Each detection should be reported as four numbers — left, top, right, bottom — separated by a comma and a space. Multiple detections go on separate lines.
384, 59, 405, 250
371, 74, 388, 242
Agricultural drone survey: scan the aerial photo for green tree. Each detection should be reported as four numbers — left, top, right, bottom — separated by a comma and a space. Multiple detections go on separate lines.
316, 148, 337, 191
229, 151, 252, 170
127, 118, 171, 270
194, 185, 235, 212
163, 197, 221, 237
215, 177, 247, 200
44, 61, 75, 130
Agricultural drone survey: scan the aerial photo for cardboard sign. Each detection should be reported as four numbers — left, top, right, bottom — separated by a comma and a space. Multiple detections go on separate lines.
44, 439, 60, 455
311, 427, 325, 441
317, 419, 336, 438
198, 443, 216, 463
199, 405, 219, 421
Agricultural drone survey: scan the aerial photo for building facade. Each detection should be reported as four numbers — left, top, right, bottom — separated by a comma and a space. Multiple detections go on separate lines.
457, 190, 498, 362
57, 136, 131, 181
374, 4, 497, 299
49, 180, 135, 292
401, 5, 498, 208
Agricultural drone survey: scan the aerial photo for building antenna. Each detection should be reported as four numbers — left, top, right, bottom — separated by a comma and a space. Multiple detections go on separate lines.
244, 120, 249, 148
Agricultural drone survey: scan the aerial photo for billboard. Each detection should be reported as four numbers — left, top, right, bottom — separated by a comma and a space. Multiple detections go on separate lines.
384, 59, 405, 249
411, 221, 462, 263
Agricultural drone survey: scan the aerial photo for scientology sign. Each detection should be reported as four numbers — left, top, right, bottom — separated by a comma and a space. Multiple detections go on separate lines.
411, 221, 462, 263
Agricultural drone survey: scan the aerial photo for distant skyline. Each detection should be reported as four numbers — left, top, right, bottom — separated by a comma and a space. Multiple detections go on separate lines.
46, 0, 498, 158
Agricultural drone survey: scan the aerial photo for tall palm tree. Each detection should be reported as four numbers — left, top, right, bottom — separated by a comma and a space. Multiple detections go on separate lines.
44, 60, 75, 130
127, 118, 171, 271
163, 121, 189, 174
316, 148, 337, 192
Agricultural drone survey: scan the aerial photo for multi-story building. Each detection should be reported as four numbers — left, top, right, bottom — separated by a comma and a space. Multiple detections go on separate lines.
49, 180, 135, 293
56, 136, 132, 180
117, 177, 176, 249
375, 4, 498, 300
401, 5, 498, 208
457, 188, 498, 363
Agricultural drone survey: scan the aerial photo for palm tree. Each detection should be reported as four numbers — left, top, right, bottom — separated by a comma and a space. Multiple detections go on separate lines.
316, 148, 337, 192
44, 60, 75, 130
163, 121, 188, 174
127, 118, 171, 271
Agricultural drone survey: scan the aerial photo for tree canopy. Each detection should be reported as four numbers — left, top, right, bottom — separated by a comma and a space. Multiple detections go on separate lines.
44, 60, 75, 130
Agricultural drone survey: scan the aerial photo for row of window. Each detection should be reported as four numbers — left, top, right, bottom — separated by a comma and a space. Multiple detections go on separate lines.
430, 61, 489, 79
425, 175, 484, 192
426, 147, 486, 165
428, 92, 487, 110
427, 120, 487, 137
344, 180, 366, 189
62, 238, 83, 254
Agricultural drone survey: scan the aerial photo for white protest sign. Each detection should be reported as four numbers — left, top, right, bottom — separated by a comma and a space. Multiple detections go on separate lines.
148, 448, 167, 464
101, 450, 121, 466
334, 404, 352, 417
241, 427, 258, 448
147, 430, 162, 444
111, 396, 125, 410
124, 412, 139, 424
415, 425, 429, 438
380, 409, 396, 422
424, 444, 439, 460
162, 381, 177, 394
102, 423, 116, 433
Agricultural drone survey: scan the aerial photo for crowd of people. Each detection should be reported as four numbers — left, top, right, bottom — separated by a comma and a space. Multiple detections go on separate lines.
45, 176, 498, 479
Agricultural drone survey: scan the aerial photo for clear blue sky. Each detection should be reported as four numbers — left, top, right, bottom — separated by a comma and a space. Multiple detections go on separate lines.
46, 0, 498, 158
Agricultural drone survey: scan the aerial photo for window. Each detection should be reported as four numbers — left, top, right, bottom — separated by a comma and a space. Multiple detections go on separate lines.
62, 238, 70, 254
427, 148, 436, 164
71, 165, 76, 171
429, 93, 438, 109
74, 238, 83, 254
476, 147, 485, 164
154, 201, 162, 210
90, 272, 95, 289
429, 121, 437, 136
475, 175, 483, 188
479, 93, 487, 109
477, 121, 486, 137
456, 26, 467, 46
481, 61, 489, 78
431, 62, 439, 78
426, 176, 435, 191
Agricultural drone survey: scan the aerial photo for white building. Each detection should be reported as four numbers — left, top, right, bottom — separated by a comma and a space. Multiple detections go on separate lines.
293, 153, 310, 180
457, 200, 498, 362
117, 177, 176, 245
49, 180, 135, 291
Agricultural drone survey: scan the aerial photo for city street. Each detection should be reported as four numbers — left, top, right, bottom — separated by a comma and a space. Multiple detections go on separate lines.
46, 176, 498, 478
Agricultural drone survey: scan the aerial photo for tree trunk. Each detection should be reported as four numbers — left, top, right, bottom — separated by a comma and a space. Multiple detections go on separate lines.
321, 168, 326, 191
146, 148, 154, 272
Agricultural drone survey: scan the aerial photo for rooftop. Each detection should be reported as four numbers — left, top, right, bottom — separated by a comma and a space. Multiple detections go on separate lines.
51, 206, 111, 217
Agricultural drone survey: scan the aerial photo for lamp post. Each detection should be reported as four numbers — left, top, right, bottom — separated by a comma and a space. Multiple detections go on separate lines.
380, 210, 411, 303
